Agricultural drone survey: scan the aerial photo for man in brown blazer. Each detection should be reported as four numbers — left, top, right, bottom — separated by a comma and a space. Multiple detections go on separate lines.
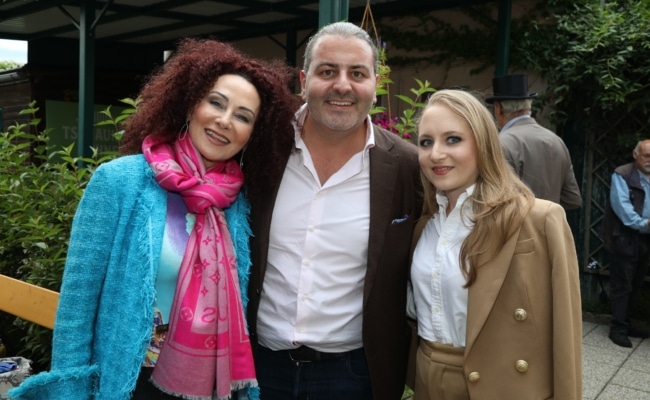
246, 22, 422, 400
486, 74, 582, 210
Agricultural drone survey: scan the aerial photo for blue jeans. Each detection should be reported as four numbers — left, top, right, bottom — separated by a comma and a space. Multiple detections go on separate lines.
255, 345, 372, 400
609, 239, 650, 335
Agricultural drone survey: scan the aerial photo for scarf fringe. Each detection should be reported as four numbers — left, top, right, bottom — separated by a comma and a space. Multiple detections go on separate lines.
150, 378, 212, 400
150, 378, 259, 400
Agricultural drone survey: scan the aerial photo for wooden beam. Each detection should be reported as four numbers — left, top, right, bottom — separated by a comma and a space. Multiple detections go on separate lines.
0, 274, 59, 330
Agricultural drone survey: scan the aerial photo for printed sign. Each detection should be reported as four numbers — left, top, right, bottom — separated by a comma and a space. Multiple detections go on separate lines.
45, 100, 122, 155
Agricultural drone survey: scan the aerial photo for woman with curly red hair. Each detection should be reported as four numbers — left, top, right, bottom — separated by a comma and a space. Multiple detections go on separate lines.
10, 38, 299, 400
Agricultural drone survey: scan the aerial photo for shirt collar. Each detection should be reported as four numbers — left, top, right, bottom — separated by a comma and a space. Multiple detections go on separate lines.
500, 114, 531, 133
435, 184, 476, 214
638, 169, 650, 183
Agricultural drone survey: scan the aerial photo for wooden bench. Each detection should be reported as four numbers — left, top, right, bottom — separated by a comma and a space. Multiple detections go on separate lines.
0, 274, 59, 329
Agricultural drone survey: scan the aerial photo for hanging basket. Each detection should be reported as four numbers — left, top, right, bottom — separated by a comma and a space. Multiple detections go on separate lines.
360, 1, 392, 119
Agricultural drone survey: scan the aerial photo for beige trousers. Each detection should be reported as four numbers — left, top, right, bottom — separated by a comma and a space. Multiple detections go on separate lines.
414, 339, 469, 400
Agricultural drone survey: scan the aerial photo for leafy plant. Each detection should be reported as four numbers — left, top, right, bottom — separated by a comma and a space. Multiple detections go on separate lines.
95, 97, 141, 146
371, 42, 437, 140
372, 77, 436, 140
373, 46, 393, 107
378, 0, 650, 146
393, 79, 437, 139
518, 1, 650, 132
0, 99, 135, 370
0, 60, 20, 71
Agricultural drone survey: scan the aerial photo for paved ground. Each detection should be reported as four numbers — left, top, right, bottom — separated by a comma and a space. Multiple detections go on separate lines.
583, 320, 650, 399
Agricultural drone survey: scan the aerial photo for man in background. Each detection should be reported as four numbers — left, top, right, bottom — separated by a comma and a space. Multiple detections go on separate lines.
486, 73, 582, 210
602, 140, 650, 347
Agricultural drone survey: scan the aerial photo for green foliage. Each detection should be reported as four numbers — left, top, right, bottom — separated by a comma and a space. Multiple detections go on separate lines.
372, 77, 436, 140
518, 1, 650, 128
373, 47, 393, 106
392, 79, 437, 138
378, 0, 650, 155
371, 46, 437, 140
0, 102, 93, 288
0, 60, 20, 70
0, 100, 134, 370
95, 97, 141, 145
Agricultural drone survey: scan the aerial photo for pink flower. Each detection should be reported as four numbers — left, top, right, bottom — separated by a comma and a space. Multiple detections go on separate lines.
372, 111, 406, 138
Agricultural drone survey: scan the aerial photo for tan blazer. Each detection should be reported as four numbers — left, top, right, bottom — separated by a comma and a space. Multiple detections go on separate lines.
248, 126, 423, 400
412, 199, 582, 399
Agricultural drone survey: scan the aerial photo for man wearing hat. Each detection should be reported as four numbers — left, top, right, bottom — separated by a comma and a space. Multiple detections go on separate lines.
486, 73, 582, 210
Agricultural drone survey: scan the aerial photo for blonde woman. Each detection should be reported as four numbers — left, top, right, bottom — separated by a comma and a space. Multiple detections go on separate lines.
409, 89, 582, 399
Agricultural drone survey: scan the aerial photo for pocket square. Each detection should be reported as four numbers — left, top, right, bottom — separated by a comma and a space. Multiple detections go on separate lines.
391, 214, 409, 224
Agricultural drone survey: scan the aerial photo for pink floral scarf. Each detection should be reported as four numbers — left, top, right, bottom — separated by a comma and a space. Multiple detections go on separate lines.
142, 134, 257, 399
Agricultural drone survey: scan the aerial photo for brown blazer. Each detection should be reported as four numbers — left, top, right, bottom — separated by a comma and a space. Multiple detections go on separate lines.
247, 126, 423, 400
411, 199, 582, 399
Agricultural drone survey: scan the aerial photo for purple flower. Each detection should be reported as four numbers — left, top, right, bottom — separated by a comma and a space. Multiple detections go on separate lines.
372, 111, 402, 136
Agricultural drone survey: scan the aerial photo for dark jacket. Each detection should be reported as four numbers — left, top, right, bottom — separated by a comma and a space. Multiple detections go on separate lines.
247, 126, 423, 400
602, 163, 645, 258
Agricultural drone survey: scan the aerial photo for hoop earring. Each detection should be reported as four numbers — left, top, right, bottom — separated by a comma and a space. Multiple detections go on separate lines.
178, 122, 189, 141
239, 146, 247, 169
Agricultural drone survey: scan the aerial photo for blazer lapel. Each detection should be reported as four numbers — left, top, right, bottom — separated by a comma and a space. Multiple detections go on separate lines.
250, 158, 286, 286
365, 134, 398, 306
464, 228, 520, 355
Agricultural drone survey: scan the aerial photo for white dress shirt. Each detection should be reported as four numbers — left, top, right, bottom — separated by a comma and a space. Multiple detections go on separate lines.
257, 104, 375, 352
411, 185, 475, 347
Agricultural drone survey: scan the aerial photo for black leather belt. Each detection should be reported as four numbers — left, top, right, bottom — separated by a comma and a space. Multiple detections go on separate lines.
288, 346, 345, 362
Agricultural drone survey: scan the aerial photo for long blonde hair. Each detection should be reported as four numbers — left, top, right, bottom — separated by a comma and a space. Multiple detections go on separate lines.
417, 90, 534, 286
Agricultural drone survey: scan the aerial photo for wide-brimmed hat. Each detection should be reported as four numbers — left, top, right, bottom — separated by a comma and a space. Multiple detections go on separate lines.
485, 74, 537, 104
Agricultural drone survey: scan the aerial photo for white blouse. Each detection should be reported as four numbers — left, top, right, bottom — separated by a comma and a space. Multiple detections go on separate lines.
410, 185, 475, 347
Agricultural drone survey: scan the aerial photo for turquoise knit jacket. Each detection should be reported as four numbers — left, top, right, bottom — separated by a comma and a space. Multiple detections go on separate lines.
9, 155, 257, 400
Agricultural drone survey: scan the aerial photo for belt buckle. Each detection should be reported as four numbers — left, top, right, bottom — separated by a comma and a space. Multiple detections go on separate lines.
288, 346, 314, 362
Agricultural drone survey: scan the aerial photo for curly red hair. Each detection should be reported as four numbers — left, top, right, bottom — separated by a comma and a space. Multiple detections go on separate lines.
120, 37, 299, 199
